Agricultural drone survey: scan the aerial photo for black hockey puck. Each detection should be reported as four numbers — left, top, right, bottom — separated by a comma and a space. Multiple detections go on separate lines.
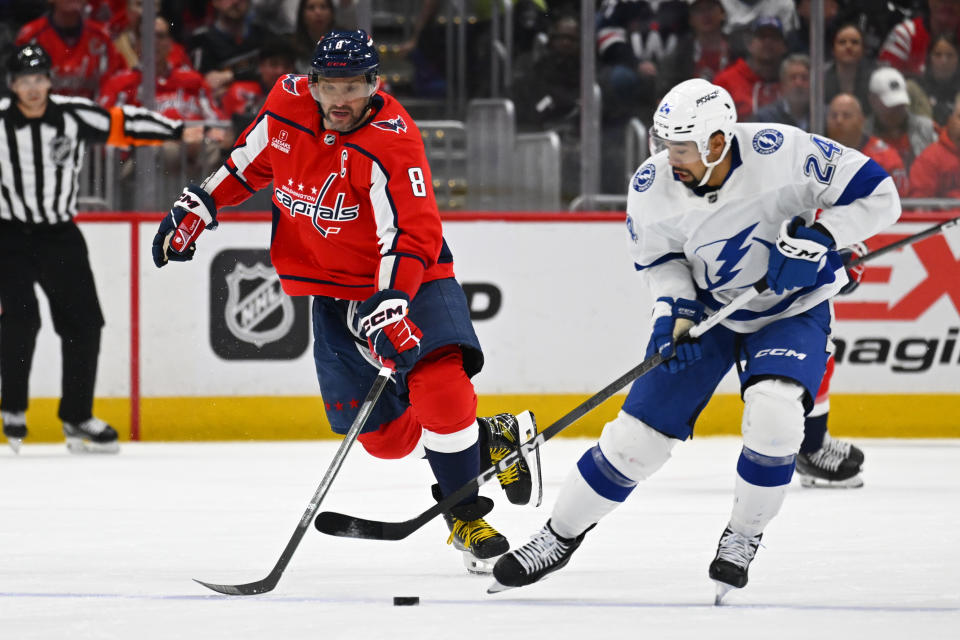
393, 596, 420, 606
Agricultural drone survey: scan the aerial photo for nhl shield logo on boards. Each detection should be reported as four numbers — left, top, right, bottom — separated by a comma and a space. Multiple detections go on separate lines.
224, 262, 294, 348
210, 250, 309, 360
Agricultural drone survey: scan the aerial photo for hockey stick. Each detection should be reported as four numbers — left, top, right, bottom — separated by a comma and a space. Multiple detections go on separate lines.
194, 365, 393, 595
314, 281, 768, 542
848, 214, 960, 267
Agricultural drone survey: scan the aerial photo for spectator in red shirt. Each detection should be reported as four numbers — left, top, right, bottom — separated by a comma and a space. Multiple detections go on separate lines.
113, 0, 192, 70
713, 16, 786, 120
15, 0, 128, 99
879, 0, 960, 77
827, 92, 909, 194
658, 0, 732, 93
99, 16, 222, 198
909, 96, 960, 197
865, 66, 938, 170
221, 38, 298, 134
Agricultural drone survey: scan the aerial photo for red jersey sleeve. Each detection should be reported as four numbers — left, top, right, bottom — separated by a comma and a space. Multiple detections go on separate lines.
363, 124, 443, 300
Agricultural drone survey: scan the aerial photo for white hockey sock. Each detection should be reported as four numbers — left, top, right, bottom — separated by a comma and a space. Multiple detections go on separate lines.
550, 467, 620, 539
729, 473, 788, 538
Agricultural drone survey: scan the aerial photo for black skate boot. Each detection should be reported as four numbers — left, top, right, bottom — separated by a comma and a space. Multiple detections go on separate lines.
63, 417, 119, 454
2, 411, 28, 454
796, 434, 864, 488
433, 484, 509, 574
478, 411, 541, 506
709, 525, 763, 605
488, 520, 594, 593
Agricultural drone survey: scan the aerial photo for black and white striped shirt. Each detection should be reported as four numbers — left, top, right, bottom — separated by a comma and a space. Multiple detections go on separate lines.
0, 94, 182, 224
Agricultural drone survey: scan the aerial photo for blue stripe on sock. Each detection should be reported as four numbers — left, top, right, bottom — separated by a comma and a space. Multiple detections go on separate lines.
736, 446, 796, 487
576, 445, 637, 502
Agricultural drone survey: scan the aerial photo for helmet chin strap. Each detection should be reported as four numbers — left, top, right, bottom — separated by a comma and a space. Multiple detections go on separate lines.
696, 137, 732, 187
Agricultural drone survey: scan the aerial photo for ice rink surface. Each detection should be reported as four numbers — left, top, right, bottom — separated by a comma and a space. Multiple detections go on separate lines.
1, 436, 958, 640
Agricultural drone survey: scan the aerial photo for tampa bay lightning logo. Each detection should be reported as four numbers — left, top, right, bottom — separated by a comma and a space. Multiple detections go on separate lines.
371, 115, 407, 134
632, 164, 656, 192
658, 102, 671, 115
695, 223, 761, 289
753, 128, 784, 154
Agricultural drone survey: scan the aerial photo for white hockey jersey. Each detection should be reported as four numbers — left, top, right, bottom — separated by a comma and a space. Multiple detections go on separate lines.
626, 122, 901, 333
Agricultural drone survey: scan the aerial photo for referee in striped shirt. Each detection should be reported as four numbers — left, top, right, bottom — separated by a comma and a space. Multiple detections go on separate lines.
0, 44, 188, 454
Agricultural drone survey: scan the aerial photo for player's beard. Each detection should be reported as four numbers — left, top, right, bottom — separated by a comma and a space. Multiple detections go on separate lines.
674, 167, 702, 190
324, 103, 370, 132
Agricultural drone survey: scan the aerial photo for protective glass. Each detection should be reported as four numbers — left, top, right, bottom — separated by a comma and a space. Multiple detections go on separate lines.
308, 76, 377, 103
650, 131, 700, 164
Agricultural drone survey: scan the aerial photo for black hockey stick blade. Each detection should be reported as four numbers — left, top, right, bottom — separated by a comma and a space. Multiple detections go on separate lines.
314, 280, 767, 542
192, 366, 393, 595
848, 214, 960, 267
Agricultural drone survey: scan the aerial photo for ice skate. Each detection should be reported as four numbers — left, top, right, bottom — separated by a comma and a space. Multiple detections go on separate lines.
478, 410, 542, 506
796, 434, 864, 488
63, 417, 119, 454
433, 485, 508, 574
709, 525, 762, 605
488, 520, 593, 593
2, 411, 27, 454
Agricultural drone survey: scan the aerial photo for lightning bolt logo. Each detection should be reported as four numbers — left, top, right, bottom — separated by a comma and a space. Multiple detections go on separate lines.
698, 223, 759, 290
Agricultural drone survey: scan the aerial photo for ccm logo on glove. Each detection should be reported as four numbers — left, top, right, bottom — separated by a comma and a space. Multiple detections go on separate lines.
361, 299, 409, 335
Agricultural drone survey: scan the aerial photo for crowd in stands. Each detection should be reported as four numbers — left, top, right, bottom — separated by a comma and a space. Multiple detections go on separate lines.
503, 0, 960, 200
1, 0, 957, 204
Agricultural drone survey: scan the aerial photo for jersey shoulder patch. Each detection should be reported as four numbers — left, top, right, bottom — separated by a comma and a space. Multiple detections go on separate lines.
280, 74, 308, 96
752, 128, 785, 155
370, 114, 408, 134
631, 162, 656, 192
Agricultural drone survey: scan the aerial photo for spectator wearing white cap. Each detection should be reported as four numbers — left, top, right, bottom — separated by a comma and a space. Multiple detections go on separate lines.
865, 66, 938, 169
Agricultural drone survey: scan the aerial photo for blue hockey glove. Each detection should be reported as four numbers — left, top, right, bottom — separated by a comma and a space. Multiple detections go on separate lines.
766, 216, 835, 294
838, 242, 868, 295
357, 289, 422, 372
650, 297, 706, 374
152, 184, 218, 268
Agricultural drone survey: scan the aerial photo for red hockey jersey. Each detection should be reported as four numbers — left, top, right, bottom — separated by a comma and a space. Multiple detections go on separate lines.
16, 16, 127, 99
203, 75, 454, 300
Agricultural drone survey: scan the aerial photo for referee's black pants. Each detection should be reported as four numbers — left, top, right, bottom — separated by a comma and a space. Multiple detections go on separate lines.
0, 220, 105, 424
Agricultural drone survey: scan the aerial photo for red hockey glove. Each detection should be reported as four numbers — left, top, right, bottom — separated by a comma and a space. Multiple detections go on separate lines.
152, 184, 218, 268
838, 242, 868, 295
357, 289, 423, 372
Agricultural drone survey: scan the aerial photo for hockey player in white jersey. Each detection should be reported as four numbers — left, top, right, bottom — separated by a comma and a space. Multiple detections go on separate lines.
488, 79, 901, 602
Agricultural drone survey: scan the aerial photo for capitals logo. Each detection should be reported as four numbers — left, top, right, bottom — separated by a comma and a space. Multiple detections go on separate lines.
274, 173, 359, 237
695, 223, 763, 290
371, 115, 407, 134
281, 74, 301, 96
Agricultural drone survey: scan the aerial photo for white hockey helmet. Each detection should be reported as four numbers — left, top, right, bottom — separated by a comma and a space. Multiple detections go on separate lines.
651, 78, 737, 185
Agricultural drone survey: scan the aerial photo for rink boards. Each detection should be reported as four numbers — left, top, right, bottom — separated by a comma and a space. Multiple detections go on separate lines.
8, 211, 960, 441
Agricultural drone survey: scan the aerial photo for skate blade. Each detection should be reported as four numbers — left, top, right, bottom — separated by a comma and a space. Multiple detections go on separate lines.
66, 437, 120, 455
798, 473, 864, 489
6, 437, 23, 454
462, 551, 496, 575
713, 581, 736, 605
516, 410, 543, 507
487, 579, 514, 594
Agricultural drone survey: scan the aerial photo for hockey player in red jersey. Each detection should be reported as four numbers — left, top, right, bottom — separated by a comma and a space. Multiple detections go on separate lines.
151, 30, 540, 574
